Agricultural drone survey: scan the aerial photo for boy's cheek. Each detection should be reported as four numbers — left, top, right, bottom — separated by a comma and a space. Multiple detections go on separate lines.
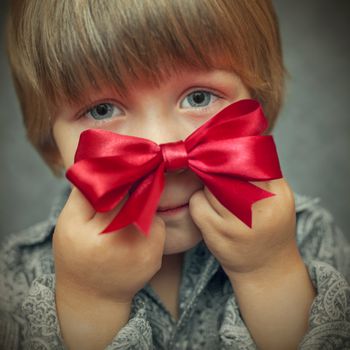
52, 119, 83, 170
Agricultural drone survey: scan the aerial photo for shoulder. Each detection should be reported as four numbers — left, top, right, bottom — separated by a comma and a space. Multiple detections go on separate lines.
294, 191, 350, 280
0, 219, 54, 313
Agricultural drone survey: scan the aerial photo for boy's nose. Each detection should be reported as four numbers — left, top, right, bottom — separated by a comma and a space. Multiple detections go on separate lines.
127, 121, 190, 175
128, 119, 189, 145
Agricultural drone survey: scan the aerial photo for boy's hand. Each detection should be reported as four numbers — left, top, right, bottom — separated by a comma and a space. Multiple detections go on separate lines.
53, 187, 166, 349
53, 186, 166, 303
189, 179, 317, 350
188, 178, 299, 278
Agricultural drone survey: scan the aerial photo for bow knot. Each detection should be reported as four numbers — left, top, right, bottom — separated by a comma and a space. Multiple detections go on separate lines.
160, 140, 188, 172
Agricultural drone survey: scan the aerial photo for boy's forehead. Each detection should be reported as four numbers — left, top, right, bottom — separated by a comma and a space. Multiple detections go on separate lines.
62, 62, 233, 104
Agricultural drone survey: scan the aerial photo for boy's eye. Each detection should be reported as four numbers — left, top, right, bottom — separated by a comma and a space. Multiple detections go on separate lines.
180, 91, 219, 109
87, 103, 122, 121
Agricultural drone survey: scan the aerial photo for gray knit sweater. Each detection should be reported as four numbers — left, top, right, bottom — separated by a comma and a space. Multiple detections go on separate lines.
0, 187, 349, 349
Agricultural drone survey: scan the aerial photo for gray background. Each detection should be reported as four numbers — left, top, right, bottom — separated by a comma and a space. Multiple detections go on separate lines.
0, 1, 349, 240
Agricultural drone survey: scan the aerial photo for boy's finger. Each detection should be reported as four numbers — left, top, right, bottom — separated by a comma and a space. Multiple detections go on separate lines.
139, 215, 166, 251
92, 193, 129, 228
189, 189, 222, 234
93, 201, 166, 245
63, 186, 95, 222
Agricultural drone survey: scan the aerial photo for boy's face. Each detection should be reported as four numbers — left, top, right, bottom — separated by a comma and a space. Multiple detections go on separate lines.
52, 67, 251, 255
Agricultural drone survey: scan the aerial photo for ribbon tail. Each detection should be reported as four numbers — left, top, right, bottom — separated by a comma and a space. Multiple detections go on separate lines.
100, 164, 165, 236
194, 170, 275, 228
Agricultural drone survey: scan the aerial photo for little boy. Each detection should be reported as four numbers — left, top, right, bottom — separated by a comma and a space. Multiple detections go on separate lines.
1, 1, 349, 349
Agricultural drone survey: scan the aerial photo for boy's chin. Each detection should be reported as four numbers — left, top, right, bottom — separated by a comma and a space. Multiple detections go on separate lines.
162, 224, 203, 255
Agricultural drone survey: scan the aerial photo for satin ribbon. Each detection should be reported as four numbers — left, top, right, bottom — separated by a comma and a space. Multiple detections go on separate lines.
66, 99, 283, 236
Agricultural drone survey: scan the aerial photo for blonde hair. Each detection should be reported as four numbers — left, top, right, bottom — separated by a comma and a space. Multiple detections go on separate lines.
6, 0, 287, 177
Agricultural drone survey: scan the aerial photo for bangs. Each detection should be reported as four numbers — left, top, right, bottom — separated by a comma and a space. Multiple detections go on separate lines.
9, 0, 266, 108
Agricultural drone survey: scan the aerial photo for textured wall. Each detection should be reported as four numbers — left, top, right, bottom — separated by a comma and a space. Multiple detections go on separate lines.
0, 1, 349, 239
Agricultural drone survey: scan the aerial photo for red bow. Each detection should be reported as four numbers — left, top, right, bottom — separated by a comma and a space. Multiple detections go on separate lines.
66, 99, 283, 236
